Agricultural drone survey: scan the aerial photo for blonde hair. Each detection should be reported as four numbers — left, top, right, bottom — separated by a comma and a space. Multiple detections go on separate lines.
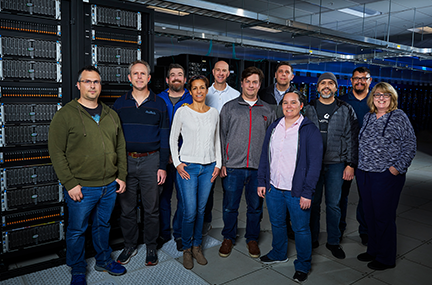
367, 82, 398, 114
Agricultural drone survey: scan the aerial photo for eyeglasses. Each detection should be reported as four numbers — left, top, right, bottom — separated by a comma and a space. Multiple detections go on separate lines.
80, 80, 101, 85
373, 93, 391, 98
352, 77, 370, 82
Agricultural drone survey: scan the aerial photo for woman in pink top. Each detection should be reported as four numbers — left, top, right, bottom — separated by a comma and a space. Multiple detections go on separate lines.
257, 90, 323, 283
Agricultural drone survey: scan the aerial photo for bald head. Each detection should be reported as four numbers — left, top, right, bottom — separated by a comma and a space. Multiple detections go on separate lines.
213, 61, 230, 85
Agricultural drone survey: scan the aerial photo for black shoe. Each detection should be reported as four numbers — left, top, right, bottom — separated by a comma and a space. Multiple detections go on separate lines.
367, 260, 395, 270
312, 241, 319, 249
175, 237, 183, 251
360, 234, 369, 246
259, 254, 289, 265
145, 248, 158, 266
326, 243, 346, 259
357, 252, 374, 262
117, 247, 138, 265
156, 237, 169, 250
293, 271, 308, 283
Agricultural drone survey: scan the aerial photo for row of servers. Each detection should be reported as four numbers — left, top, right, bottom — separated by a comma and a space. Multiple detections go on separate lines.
154, 54, 432, 132
0, 0, 65, 274
0, 0, 155, 280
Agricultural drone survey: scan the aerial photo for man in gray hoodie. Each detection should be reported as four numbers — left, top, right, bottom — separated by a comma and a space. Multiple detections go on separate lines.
218, 66, 276, 259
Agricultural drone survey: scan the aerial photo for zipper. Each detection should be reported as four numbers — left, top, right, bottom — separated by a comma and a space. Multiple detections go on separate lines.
246, 106, 252, 168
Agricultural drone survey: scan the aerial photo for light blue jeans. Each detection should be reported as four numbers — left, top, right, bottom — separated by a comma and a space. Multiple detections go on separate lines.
176, 162, 215, 249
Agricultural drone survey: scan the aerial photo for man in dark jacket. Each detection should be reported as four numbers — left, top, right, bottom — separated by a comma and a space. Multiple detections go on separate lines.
304, 72, 358, 260
113, 60, 170, 267
258, 61, 296, 118
339, 67, 372, 245
49, 66, 127, 284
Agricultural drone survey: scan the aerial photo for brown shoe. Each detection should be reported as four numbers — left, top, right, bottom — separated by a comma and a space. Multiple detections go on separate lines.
247, 240, 260, 258
219, 239, 233, 257
183, 248, 193, 270
192, 245, 208, 265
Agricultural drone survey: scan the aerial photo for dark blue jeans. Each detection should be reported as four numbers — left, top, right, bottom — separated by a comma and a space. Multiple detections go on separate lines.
266, 185, 312, 273
177, 162, 215, 249
340, 178, 368, 235
311, 163, 344, 245
222, 168, 262, 244
64, 180, 117, 275
357, 169, 405, 266
159, 163, 183, 240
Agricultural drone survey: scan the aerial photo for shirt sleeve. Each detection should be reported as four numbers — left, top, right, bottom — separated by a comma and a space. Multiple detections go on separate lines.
219, 104, 230, 166
170, 108, 183, 168
213, 110, 222, 168
393, 112, 416, 174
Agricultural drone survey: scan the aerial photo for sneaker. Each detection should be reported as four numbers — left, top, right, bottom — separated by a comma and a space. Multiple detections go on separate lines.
192, 245, 208, 265
175, 237, 183, 251
357, 252, 375, 262
94, 260, 126, 276
247, 240, 260, 258
219, 239, 233, 257
70, 274, 86, 285
367, 260, 395, 270
183, 248, 194, 270
145, 248, 158, 266
293, 271, 308, 283
156, 237, 169, 250
117, 247, 138, 265
202, 222, 212, 236
260, 254, 289, 265
360, 234, 369, 246
326, 243, 346, 259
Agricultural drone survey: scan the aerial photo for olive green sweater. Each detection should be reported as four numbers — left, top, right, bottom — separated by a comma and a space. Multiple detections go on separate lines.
48, 99, 127, 191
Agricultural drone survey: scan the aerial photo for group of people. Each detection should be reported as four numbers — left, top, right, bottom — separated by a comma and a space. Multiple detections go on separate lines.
48, 60, 416, 285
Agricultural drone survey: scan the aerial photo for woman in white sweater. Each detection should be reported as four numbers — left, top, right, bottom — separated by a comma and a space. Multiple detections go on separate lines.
170, 75, 221, 270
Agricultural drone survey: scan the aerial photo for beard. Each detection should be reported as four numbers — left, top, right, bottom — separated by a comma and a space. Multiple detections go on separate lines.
169, 81, 184, 92
319, 88, 334, 99
354, 84, 366, 93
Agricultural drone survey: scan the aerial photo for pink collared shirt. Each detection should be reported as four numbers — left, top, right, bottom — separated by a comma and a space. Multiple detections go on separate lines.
270, 115, 304, 190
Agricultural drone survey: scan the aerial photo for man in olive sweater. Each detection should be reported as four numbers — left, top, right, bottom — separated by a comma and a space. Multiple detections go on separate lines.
49, 66, 127, 285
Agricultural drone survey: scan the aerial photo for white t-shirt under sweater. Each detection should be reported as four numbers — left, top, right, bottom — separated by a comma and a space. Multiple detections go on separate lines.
170, 105, 222, 169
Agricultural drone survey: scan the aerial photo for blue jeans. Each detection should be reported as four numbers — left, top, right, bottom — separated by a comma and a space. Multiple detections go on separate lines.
266, 185, 311, 273
176, 162, 215, 249
340, 179, 368, 235
222, 168, 262, 244
64, 180, 117, 275
311, 163, 344, 245
159, 163, 183, 240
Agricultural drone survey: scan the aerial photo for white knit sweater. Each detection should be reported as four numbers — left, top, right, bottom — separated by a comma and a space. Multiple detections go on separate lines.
170, 105, 222, 168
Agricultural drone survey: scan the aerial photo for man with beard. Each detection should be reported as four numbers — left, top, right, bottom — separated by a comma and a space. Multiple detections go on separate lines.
202, 60, 240, 236
304, 72, 358, 259
157, 63, 192, 251
114, 60, 169, 266
338, 67, 372, 245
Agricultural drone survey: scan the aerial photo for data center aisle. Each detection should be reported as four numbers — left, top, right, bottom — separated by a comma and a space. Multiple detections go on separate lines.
2, 147, 432, 285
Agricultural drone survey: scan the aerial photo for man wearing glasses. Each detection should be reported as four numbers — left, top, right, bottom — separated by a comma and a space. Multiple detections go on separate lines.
113, 60, 170, 267
339, 67, 372, 246
49, 66, 127, 284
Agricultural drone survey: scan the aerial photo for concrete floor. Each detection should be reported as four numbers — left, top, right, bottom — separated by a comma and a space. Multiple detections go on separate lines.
2, 149, 432, 285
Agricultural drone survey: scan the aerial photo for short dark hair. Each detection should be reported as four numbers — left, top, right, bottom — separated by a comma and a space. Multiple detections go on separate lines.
77, 65, 100, 82
241, 66, 264, 84
283, 90, 306, 106
352, 66, 370, 76
275, 61, 293, 74
128, 60, 151, 75
187, 75, 209, 91
167, 63, 185, 78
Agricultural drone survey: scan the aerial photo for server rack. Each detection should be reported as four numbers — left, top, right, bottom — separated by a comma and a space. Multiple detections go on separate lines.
0, 0, 67, 276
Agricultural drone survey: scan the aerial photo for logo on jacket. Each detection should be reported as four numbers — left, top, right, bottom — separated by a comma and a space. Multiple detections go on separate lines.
146, 110, 156, 115
263, 115, 267, 121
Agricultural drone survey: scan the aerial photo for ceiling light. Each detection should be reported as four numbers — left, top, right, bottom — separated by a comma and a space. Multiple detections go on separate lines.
407, 26, 432, 34
339, 7, 382, 18
249, 26, 282, 33
147, 6, 189, 16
